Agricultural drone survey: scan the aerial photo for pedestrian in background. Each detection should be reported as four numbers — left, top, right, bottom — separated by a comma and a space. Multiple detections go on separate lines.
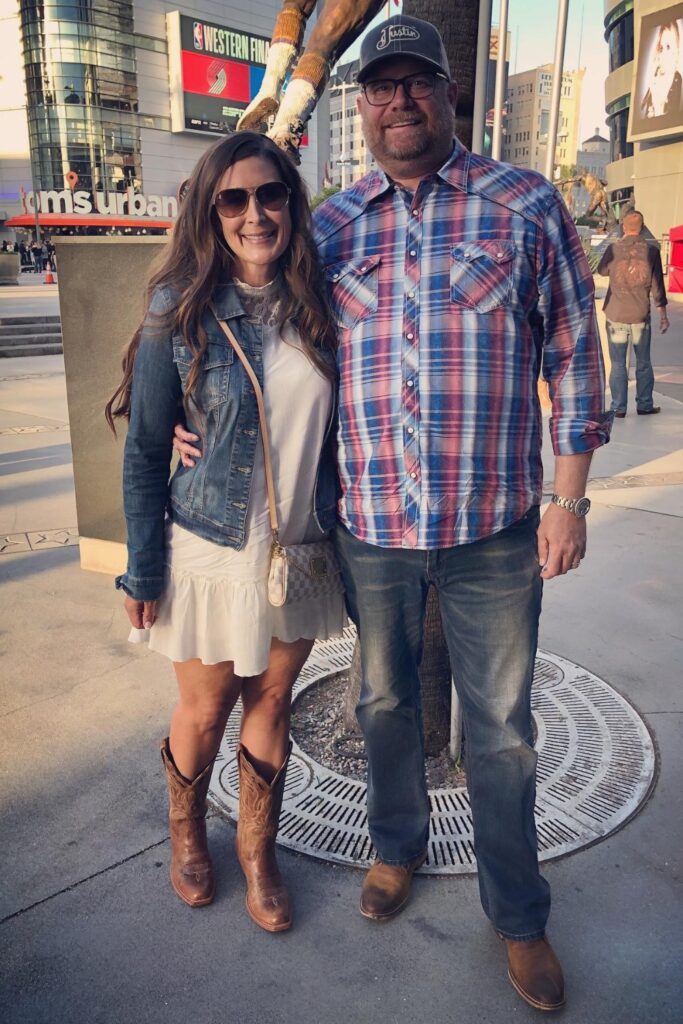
598, 209, 669, 417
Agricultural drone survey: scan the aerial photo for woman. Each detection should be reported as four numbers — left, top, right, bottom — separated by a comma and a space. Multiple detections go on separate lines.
106, 132, 344, 931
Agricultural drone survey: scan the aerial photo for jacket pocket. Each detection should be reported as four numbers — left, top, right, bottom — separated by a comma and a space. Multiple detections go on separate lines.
326, 255, 380, 329
172, 338, 235, 411
450, 240, 515, 313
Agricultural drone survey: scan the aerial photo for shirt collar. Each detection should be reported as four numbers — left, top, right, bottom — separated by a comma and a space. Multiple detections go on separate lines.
362, 137, 471, 204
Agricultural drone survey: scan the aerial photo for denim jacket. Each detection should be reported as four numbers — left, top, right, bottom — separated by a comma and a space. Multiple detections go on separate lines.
115, 282, 339, 601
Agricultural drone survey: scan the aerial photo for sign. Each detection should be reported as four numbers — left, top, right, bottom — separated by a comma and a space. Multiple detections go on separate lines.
629, 3, 683, 142
167, 11, 269, 135
20, 187, 178, 219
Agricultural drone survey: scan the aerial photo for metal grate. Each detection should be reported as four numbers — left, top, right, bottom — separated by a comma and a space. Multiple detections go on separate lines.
210, 627, 656, 875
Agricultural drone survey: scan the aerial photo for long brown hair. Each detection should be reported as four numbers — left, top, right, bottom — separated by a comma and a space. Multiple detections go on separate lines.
105, 132, 337, 432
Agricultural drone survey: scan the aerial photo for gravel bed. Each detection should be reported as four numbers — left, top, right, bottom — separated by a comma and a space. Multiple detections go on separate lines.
291, 671, 467, 789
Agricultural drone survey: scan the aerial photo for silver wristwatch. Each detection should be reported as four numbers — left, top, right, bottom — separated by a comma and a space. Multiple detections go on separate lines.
551, 494, 591, 518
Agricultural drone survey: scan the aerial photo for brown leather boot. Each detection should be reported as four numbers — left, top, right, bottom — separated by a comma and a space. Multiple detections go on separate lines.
160, 738, 215, 908
360, 850, 427, 920
235, 742, 292, 932
501, 935, 565, 1011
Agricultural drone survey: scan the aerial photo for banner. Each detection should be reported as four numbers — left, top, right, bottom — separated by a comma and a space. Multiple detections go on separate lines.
629, 3, 683, 141
167, 12, 269, 134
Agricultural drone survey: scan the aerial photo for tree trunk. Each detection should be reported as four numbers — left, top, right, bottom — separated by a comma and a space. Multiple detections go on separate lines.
403, 0, 481, 150
343, 586, 451, 756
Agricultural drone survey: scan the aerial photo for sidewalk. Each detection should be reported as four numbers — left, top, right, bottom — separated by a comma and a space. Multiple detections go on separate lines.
0, 344, 681, 1023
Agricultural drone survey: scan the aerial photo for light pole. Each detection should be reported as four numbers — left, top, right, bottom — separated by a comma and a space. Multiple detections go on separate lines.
544, 0, 571, 182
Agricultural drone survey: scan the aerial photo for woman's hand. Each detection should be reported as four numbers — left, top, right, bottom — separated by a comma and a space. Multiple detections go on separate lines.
173, 423, 203, 468
124, 595, 158, 629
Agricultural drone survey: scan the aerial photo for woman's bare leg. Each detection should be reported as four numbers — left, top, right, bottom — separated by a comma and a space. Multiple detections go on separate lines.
239, 636, 313, 780
169, 659, 243, 780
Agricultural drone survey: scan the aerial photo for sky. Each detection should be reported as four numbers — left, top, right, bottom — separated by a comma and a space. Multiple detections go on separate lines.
342, 0, 610, 145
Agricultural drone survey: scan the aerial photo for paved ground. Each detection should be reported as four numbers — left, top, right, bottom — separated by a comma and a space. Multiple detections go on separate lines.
0, 298, 681, 1024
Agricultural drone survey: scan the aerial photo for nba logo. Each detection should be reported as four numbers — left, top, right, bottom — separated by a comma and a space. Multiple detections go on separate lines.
193, 22, 203, 50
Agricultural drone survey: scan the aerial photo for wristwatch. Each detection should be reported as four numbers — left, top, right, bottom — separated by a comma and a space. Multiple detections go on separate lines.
551, 494, 591, 518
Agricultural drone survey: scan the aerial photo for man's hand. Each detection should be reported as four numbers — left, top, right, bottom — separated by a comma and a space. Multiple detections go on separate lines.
537, 503, 586, 579
659, 312, 670, 334
124, 595, 158, 629
173, 423, 203, 468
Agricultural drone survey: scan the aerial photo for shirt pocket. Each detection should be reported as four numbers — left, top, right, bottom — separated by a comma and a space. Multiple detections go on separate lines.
326, 255, 380, 330
172, 337, 235, 411
450, 240, 515, 313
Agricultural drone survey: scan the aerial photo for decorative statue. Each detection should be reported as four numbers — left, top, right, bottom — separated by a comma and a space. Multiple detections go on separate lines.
559, 170, 614, 227
237, 0, 385, 158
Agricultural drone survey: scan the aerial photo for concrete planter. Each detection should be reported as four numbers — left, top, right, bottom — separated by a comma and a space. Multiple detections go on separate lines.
55, 237, 166, 574
0, 252, 20, 284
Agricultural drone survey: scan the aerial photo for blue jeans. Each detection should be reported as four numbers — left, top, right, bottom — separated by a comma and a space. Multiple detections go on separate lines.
606, 318, 655, 413
333, 509, 550, 940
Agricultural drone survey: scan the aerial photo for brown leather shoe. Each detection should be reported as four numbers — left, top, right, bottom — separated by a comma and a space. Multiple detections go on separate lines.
501, 935, 565, 1011
235, 743, 292, 933
160, 738, 215, 908
360, 850, 427, 920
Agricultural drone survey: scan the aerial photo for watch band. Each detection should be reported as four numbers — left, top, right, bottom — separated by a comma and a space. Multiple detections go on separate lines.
551, 494, 591, 518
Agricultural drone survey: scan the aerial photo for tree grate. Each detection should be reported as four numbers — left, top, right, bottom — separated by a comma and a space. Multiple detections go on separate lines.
209, 626, 656, 874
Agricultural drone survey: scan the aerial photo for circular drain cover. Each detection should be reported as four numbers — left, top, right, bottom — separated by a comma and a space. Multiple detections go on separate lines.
210, 627, 655, 874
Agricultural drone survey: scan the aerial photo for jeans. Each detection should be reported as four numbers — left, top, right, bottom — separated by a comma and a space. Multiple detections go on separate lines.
606, 318, 655, 413
333, 509, 550, 940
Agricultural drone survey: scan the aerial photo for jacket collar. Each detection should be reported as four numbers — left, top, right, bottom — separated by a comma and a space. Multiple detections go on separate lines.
211, 280, 248, 320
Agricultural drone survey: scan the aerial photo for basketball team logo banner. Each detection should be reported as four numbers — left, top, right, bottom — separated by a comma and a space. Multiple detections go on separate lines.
629, 2, 683, 142
167, 11, 270, 134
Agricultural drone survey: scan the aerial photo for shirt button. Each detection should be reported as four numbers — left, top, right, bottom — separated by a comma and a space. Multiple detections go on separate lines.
407, 379, 414, 387
332, 273, 339, 280
407, 426, 415, 434
496, 252, 503, 259
409, 250, 417, 256
406, 332, 414, 340
410, 471, 417, 479
412, 210, 419, 217
408, 291, 415, 298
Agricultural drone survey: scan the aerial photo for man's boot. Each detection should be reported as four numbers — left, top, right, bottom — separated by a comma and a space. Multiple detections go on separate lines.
235, 742, 292, 932
501, 935, 565, 1011
160, 738, 215, 907
360, 850, 427, 920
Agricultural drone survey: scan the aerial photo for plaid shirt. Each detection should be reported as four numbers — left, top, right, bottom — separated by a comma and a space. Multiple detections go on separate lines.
313, 140, 611, 550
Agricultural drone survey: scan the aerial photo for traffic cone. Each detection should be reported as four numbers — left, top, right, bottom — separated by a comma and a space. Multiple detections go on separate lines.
44, 260, 55, 284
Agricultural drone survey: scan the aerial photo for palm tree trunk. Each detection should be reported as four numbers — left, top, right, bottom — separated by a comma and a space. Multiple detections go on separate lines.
403, 0, 481, 149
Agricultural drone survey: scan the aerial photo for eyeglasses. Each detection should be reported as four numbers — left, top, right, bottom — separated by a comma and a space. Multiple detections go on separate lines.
361, 71, 448, 107
214, 181, 291, 218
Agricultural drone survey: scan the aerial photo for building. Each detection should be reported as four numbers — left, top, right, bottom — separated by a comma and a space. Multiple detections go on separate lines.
0, 0, 327, 242
604, 0, 683, 239
503, 64, 585, 174
327, 60, 374, 190
576, 128, 610, 177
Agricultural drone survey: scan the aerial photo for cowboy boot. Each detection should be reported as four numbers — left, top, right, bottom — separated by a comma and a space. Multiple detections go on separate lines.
160, 738, 215, 907
235, 742, 292, 932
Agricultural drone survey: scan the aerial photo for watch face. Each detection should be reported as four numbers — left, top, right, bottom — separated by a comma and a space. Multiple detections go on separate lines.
575, 497, 591, 517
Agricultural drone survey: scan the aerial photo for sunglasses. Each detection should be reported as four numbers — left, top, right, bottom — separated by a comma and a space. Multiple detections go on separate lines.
214, 181, 291, 218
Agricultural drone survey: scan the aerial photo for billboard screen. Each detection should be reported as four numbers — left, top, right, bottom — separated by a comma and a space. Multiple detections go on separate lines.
629, 3, 683, 141
167, 12, 269, 134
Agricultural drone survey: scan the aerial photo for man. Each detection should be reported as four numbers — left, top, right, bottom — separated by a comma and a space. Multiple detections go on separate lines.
597, 210, 669, 417
175, 15, 611, 1011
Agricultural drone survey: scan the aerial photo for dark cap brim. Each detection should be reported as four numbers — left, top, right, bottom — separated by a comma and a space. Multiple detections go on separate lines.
357, 54, 450, 84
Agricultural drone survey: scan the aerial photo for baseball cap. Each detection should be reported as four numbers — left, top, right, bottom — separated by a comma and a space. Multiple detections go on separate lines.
357, 15, 451, 84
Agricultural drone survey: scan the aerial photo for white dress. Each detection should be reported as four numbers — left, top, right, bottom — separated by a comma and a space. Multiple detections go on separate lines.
144, 282, 346, 676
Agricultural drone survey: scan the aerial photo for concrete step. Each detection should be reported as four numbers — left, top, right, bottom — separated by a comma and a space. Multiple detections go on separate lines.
0, 315, 61, 327
0, 322, 62, 337
0, 332, 63, 347
0, 343, 63, 357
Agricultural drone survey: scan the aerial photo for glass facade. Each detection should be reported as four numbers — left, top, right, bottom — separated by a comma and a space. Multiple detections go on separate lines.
606, 9, 635, 73
19, 0, 143, 196
606, 97, 634, 162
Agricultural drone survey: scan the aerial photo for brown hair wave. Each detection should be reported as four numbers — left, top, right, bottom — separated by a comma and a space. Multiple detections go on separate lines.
105, 132, 337, 433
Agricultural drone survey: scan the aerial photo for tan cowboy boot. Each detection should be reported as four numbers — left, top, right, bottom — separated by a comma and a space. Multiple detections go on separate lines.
160, 738, 215, 907
360, 850, 428, 920
235, 742, 292, 932
501, 935, 565, 1011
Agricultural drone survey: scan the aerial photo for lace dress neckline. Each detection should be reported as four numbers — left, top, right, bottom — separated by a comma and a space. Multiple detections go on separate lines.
233, 274, 286, 327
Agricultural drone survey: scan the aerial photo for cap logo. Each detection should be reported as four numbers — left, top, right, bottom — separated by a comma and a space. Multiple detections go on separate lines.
376, 25, 421, 51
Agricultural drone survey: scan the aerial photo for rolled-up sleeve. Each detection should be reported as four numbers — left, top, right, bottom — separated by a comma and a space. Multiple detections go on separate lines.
536, 193, 612, 455
115, 286, 182, 601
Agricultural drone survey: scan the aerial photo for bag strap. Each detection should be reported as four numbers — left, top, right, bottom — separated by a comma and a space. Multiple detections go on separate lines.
211, 310, 281, 542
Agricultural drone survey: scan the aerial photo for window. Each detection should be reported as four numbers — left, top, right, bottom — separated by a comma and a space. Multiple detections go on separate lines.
607, 11, 634, 72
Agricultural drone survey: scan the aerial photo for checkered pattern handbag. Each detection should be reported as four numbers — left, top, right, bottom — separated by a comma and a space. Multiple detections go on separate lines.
213, 313, 344, 608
